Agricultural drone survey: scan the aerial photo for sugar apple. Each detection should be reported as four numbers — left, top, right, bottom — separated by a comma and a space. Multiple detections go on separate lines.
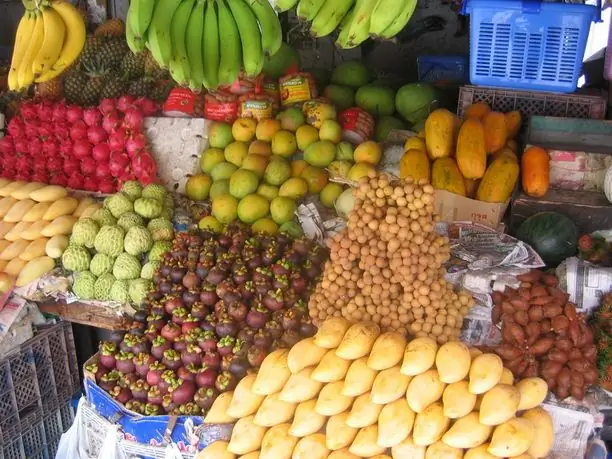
117, 212, 145, 232
94, 273, 116, 300
94, 225, 125, 257
164, 194, 174, 209
129, 278, 152, 305
110, 279, 130, 303
62, 245, 91, 272
121, 181, 143, 201
141, 183, 167, 202
71, 218, 100, 248
105, 192, 134, 218
89, 253, 115, 277
160, 207, 174, 220
113, 253, 141, 280
148, 241, 172, 262
141, 260, 160, 280
72, 271, 96, 299
124, 226, 153, 256
147, 218, 174, 241
91, 208, 117, 227
134, 197, 163, 219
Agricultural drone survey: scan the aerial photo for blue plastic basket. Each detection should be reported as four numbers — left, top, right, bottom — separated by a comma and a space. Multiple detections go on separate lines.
84, 378, 232, 449
417, 56, 469, 84
462, 0, 600, 93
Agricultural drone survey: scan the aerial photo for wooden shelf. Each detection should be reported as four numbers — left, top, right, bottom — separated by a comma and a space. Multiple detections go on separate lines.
38, 300, 132, 331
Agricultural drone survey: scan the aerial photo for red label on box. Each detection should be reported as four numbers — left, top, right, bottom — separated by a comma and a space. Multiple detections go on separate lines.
339, 107, 375, 143
204, 91, 239, 123
163, 88, 202, 117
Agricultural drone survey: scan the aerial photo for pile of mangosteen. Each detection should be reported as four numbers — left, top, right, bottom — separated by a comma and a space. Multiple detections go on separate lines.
87, 223, 328, 416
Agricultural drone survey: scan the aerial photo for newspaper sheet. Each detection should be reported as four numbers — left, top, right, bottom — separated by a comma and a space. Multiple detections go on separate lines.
436, 222, 545, 346
543, 397, 596, 459
297, 202, 345, 246
556, 257, 612, 316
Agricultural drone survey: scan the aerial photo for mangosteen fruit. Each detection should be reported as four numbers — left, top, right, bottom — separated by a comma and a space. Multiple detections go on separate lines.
206, 267, 226, 285
217, 336, 235, 356
146, 362, 166, 386
170, 267, 187, 284
190, 302, 208, 319
215, 317, 238, 338
199, 283, 218, 306
181, 290, 199, 307
247, 345, 268, 368
215, 371, 237, 392
195, 366, 218, 388
194, 387, 217, 410
228, 302, 248, 322
162, 349, 182, 370
237, 327, 256, 344
202, 351, 221, 369
264, 320, 283, 339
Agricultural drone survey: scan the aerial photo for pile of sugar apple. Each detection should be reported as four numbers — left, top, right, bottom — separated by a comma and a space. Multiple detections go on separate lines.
62, 181, 174, 305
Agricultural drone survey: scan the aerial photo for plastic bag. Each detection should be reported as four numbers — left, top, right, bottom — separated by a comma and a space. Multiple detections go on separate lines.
165, 443, 184, 459
55, 399, 83, 458
55, 397, 123, 459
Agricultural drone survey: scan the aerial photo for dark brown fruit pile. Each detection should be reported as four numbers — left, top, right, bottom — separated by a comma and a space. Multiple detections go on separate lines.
492, 269, 598, 400
89, 223, 327, 416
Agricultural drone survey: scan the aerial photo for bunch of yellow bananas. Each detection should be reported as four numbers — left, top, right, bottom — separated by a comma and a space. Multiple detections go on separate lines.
275, 0, 417, 49
126, 0, 282, 90
8, 0, 86, 91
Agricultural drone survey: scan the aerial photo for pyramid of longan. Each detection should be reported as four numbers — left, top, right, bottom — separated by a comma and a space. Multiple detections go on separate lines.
308, 172, 474, 343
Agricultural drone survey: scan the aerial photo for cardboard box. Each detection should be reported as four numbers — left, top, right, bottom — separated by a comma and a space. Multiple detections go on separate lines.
384, 130, 509, 229
435, 190, 509, 230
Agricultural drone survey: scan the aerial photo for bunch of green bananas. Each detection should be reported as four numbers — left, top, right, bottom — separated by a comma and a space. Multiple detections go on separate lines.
275, 0, 417, 49
127, 0, 283, 90
8, 0, 86, 90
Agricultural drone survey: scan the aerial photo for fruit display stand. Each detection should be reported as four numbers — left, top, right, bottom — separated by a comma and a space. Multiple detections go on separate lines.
82, 354, 233, 453
37, 299, 133, 331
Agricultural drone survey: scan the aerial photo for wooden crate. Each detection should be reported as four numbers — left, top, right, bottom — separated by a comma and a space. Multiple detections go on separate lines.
510, 189, 612, 234
526, 116, 612, 192
38, 301, 132, 331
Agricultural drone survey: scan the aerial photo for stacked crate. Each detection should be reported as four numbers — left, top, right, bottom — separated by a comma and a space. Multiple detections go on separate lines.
0, 322, 80, 458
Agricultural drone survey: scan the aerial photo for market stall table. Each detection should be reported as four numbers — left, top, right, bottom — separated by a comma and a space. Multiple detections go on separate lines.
38, 300, 132, 331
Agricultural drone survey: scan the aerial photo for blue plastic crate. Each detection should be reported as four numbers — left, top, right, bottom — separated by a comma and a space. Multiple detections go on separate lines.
417, 56, 469, 84
462, 0, 600, 93
84, 378, 232, 448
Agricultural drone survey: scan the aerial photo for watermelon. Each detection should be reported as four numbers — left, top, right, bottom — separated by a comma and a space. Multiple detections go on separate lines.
515, 211, 579, 266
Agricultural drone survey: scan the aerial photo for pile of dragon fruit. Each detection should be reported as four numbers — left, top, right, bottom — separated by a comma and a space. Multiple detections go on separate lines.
0, 96, 159, 193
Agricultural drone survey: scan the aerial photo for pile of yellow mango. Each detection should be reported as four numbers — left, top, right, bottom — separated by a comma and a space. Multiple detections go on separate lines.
400, 102, 521, 203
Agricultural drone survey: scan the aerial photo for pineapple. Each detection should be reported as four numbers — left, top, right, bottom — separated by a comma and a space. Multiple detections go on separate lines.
94, 18, 125, 37
79, 36, 103, 67
36, 77, 63, 100
121, 52, 146, 80
144, 51, 170, 80
80, 57, 111, 106
100, 75, 127, 100
63, 72, 88, 105
150, 81, 175, 103
127, 77, 154, 98
97, 36, 129, 71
